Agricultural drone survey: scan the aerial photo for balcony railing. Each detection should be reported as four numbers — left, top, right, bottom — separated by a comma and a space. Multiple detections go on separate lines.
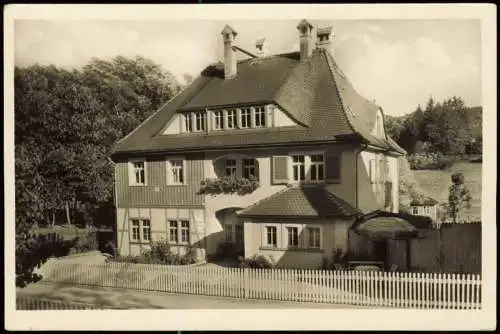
198, 176, 259, 196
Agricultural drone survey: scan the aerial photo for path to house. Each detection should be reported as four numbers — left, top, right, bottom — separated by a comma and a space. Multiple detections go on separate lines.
17, 281, 373, 309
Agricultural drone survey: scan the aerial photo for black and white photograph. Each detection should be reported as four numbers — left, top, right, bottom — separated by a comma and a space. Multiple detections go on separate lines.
4, 4, 496, 331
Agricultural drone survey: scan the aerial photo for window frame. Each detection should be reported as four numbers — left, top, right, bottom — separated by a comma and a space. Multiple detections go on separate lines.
264, 225, 278, 248
306, 225, 322, 249
193, 111, 206, 132
289, 151, 326, 184
291, 154, 306, 182
167, 219, 191, 245
240, 107, 252, 129
184, 113, 193, 133
226, 109, 237, 129
285, 225, 300, 249
242, 158, 257, 179
130, 218, 151, 244
225, 158, 237, 177
309, 153, 325, 182
254, 106, 267, 128
166, 157, 186, 186
411, 206, 419, 215
213, 110, 224, 131
128, 159, 147, 186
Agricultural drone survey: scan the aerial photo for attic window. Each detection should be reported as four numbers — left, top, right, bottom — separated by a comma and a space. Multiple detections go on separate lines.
318, 34, 329, 42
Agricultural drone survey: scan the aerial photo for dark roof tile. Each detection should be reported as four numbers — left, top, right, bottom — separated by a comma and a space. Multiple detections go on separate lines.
237, 185, 362, 218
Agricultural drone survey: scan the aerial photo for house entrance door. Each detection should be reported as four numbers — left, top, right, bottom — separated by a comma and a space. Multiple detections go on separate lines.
372, 239, 388, 263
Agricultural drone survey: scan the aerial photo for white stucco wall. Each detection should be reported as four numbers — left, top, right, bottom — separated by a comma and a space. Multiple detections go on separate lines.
162, 114, 182, 135
243, 219, 355, 269
272, 105, 297, 127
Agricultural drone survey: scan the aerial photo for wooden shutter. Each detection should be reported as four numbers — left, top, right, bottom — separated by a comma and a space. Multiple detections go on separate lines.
272, 156, 289, 184
385, 181, 393, 209
369, 159, 376, 184
326, 153, 340, 182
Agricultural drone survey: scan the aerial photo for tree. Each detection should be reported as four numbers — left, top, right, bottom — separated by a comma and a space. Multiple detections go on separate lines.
397, 156, 424, 212
15, 56, 181, 286
447, 172, 472, 223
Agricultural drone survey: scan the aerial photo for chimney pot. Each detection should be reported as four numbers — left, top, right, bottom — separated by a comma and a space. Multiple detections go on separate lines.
317, 26, 333, 50
221, 24, 238, 79
255, 38, 267, 57
297, 19, 314, 61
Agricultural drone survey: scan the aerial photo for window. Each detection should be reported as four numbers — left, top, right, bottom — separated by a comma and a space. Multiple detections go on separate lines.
307, 227, 321, 248
240, 108, 251, 128
184, 113, 193, 132
130, 219, 150, 243
266, 226, 277, 247
225, 159, 237, 177
310, 154, 325, 181
242, 158, 257, 179
168, 220, 178, 243
226, 110, 237, 129
167, 159, 185, 185
130, 161, 146, 186
292, 155, 306, 181
412, 207, 419, 215
214, 110, 224, 130
235, 224, 244, 243
180, 221, 190, 244
194, 112, 206, 132
254, 107, 266, 127
287, 227, 299, 248
168, 220, 190, 244
424, 206, 431, 214
131, 220, 140, 241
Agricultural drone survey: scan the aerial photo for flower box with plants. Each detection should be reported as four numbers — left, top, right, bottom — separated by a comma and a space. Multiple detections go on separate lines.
197, 175, 259, 196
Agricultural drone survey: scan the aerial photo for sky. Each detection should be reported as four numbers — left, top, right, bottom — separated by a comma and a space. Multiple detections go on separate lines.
14, 19, 481, 117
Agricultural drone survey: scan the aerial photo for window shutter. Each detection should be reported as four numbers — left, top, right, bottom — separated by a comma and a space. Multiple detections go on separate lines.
325, 153, 340, 182
385, 181, 393, 209
272, 156, 289, 184
369, 159, 375, 184
266, 105, 273, 127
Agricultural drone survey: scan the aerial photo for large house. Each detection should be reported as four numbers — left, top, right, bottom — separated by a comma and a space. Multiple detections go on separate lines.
110, 19, 406, 268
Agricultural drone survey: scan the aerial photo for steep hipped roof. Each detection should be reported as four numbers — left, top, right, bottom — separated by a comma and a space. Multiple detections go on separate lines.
237, 185, 362, 218
112, 48, 406, 157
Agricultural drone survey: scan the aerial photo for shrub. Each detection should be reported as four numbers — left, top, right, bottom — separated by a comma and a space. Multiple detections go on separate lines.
68, 232, 98, 255
198, 175, 260, 196
112, 239, 196, 265
408, 152, 455, 170
238, 254, 275, 269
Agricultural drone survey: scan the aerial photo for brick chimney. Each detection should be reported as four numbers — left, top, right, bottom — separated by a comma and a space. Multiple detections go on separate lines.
297, 19, 314, 61
255, 38, 268, 57
316, 26, 333, 50
221, 24, 238, 79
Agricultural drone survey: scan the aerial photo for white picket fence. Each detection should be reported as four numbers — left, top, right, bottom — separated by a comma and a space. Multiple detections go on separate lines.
40, 262, 482, 309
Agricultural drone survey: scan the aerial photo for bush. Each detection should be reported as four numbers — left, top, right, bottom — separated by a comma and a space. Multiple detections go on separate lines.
238, 254, 275, 269
68, 232, 98, 255
408, 152, 455, 170
112, 239, 196, 265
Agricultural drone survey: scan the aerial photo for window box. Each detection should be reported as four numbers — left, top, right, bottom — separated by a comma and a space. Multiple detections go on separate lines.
197, 175, 259, 196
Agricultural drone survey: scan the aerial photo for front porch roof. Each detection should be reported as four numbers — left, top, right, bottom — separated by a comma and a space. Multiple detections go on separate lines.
354, 216, 419, 240
237, 185, 362, 219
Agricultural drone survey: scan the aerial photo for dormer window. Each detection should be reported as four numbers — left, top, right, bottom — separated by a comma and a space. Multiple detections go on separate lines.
226, 109, 237, 129
184, 113, 193, 132
240, 108, 251, 128
194, 112, 206, 132
214, 110, 224, 130
254, 107, 266, 127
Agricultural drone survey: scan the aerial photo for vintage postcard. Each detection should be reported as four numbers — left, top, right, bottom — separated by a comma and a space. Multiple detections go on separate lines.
4, 3, 497, 331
